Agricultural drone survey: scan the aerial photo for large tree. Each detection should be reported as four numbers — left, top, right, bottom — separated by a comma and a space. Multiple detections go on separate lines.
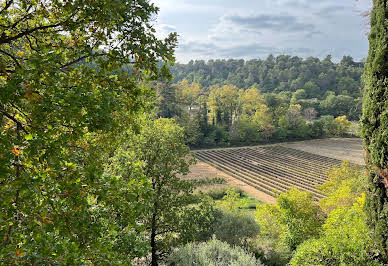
119, 118, 196, 265
0, 0, 176, 263
361, 0, 388, 262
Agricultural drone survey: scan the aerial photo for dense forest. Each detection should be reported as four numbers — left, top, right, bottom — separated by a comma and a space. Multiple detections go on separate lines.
0, 0, 387, 265
155, 56, 364, 148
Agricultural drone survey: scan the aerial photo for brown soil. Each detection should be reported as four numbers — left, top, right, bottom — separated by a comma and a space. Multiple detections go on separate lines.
280, 138, 364, 165
187, 138, 364, 204
185, 162, 276, 204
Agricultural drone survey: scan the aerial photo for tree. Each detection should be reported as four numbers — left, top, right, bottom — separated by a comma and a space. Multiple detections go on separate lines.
123, 118, 196, 266
176, 79, 202, 112
361, 0, 388, 262
318, 161, 367, 214
155, 82, 181, 118
238, 88, 275, 141
291, 163, 374, 265
256, 188, 323, 251
303, 107, 317, 121
290, 194, 374, 266
290, 89, 307, 104
332, 115, 351, 136
0, 1, 177, 263
208, 85, 239, 126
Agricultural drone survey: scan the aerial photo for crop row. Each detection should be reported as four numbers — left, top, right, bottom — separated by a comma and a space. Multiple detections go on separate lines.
195, 146, 343, 200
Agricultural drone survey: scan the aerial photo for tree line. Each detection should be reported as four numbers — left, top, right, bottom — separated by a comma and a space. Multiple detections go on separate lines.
155, 66, 360, 148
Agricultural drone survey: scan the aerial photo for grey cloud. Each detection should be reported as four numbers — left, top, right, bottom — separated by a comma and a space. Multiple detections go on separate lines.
225, 14, 315, 32
158, 24, 177, 32
178, 41, 314, 59
314, 6, 347, 18
179, 41, 218, 55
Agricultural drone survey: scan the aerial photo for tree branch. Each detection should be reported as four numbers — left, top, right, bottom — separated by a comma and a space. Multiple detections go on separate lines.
0, 22, 63, 45
0, 106, 29, 134
0, 49, 22, 69
0, 0, 14, 15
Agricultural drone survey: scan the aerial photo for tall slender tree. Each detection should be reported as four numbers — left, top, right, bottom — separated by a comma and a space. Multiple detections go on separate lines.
361, 0, 388, 262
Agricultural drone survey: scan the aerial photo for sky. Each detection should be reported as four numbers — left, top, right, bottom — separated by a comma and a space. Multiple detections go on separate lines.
152, 0, 372, 63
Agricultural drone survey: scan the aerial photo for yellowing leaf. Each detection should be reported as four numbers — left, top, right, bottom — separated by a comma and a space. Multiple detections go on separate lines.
15, 249, 24, 257
4, 120, 15, 130
11, 146, 21, 156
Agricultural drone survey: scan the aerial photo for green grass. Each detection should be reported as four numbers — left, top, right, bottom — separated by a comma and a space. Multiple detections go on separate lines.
204, 186, 262, 216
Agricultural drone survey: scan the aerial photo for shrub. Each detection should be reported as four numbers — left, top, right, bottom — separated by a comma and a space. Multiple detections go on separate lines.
190, 177, 227, 187
246, 237, 292, 266
256, 187, 323, 250
318, 161, 366, 214
167, 237, 263, 266
204, 187, 244, 200
290, 195, 378, 266
332, 115, 351, 136
212, 210, 260, 247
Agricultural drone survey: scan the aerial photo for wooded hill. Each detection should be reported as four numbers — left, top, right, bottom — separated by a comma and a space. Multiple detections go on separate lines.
171, 55, 364, 98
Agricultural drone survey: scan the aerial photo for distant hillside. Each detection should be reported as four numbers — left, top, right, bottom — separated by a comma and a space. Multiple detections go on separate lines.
171, 55, 364, 99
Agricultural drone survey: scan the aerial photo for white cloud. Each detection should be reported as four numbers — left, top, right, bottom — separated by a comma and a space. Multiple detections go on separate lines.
152, 0, 371, 63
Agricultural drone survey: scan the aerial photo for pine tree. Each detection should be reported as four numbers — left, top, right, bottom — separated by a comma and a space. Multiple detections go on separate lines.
361, 0, 388, 262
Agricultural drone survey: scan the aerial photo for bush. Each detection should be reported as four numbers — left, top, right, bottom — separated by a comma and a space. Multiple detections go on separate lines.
167, 237, 263, 266
290, 195, 378, 266
318, 161, 366, 214
209, 125, 229, 146
212, 210, 260, 247
205, 187, 245, 200
290, 163, 377, 265
246, 236, 292, 266
256, 187, 323, 250
190, 177, 227, 187
332, 115, 351, 136
231, 117, 262, 145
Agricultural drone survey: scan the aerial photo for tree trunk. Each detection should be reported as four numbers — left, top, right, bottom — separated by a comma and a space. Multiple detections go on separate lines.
362, 0, 388, 262
150, 202, 158, 266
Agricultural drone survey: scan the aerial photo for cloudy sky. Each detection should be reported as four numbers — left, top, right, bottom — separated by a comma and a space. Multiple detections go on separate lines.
152, 0, 371, 63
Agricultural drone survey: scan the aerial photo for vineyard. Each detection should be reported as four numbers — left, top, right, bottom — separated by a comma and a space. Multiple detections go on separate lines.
195, 146, 345, 199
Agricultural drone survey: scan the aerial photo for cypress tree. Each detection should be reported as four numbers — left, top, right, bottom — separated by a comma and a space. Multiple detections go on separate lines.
361, 0, 388, 262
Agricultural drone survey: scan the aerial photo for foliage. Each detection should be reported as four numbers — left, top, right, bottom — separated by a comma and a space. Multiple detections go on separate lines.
189, 177, 227, 187
176, 197, 218, 245
318, 161, 366, 214
156, 68, 360, 148
256, 187, 323, 250
119, 118, 197, 265
290, 163, 378, 265
361, 0, 388, 262
171, 56, 363, 98
332, 115, 352, 136
290, 194, 378, 266
0, 1, 176, 264
167, 237, 263, 266
198, 188, 260, 247
211, 210, 260, 247
246, 237, 292, 266
218, 187, 247, 212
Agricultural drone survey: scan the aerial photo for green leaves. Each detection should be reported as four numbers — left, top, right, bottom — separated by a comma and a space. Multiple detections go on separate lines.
0, 0, 177, 263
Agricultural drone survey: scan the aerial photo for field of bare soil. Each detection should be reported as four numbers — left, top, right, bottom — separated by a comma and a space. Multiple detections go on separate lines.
187, 138, 364, 203
281, 138, 364, 165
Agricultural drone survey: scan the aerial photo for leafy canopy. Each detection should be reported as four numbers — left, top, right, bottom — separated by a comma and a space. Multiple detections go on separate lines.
0, 0, 177, 263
